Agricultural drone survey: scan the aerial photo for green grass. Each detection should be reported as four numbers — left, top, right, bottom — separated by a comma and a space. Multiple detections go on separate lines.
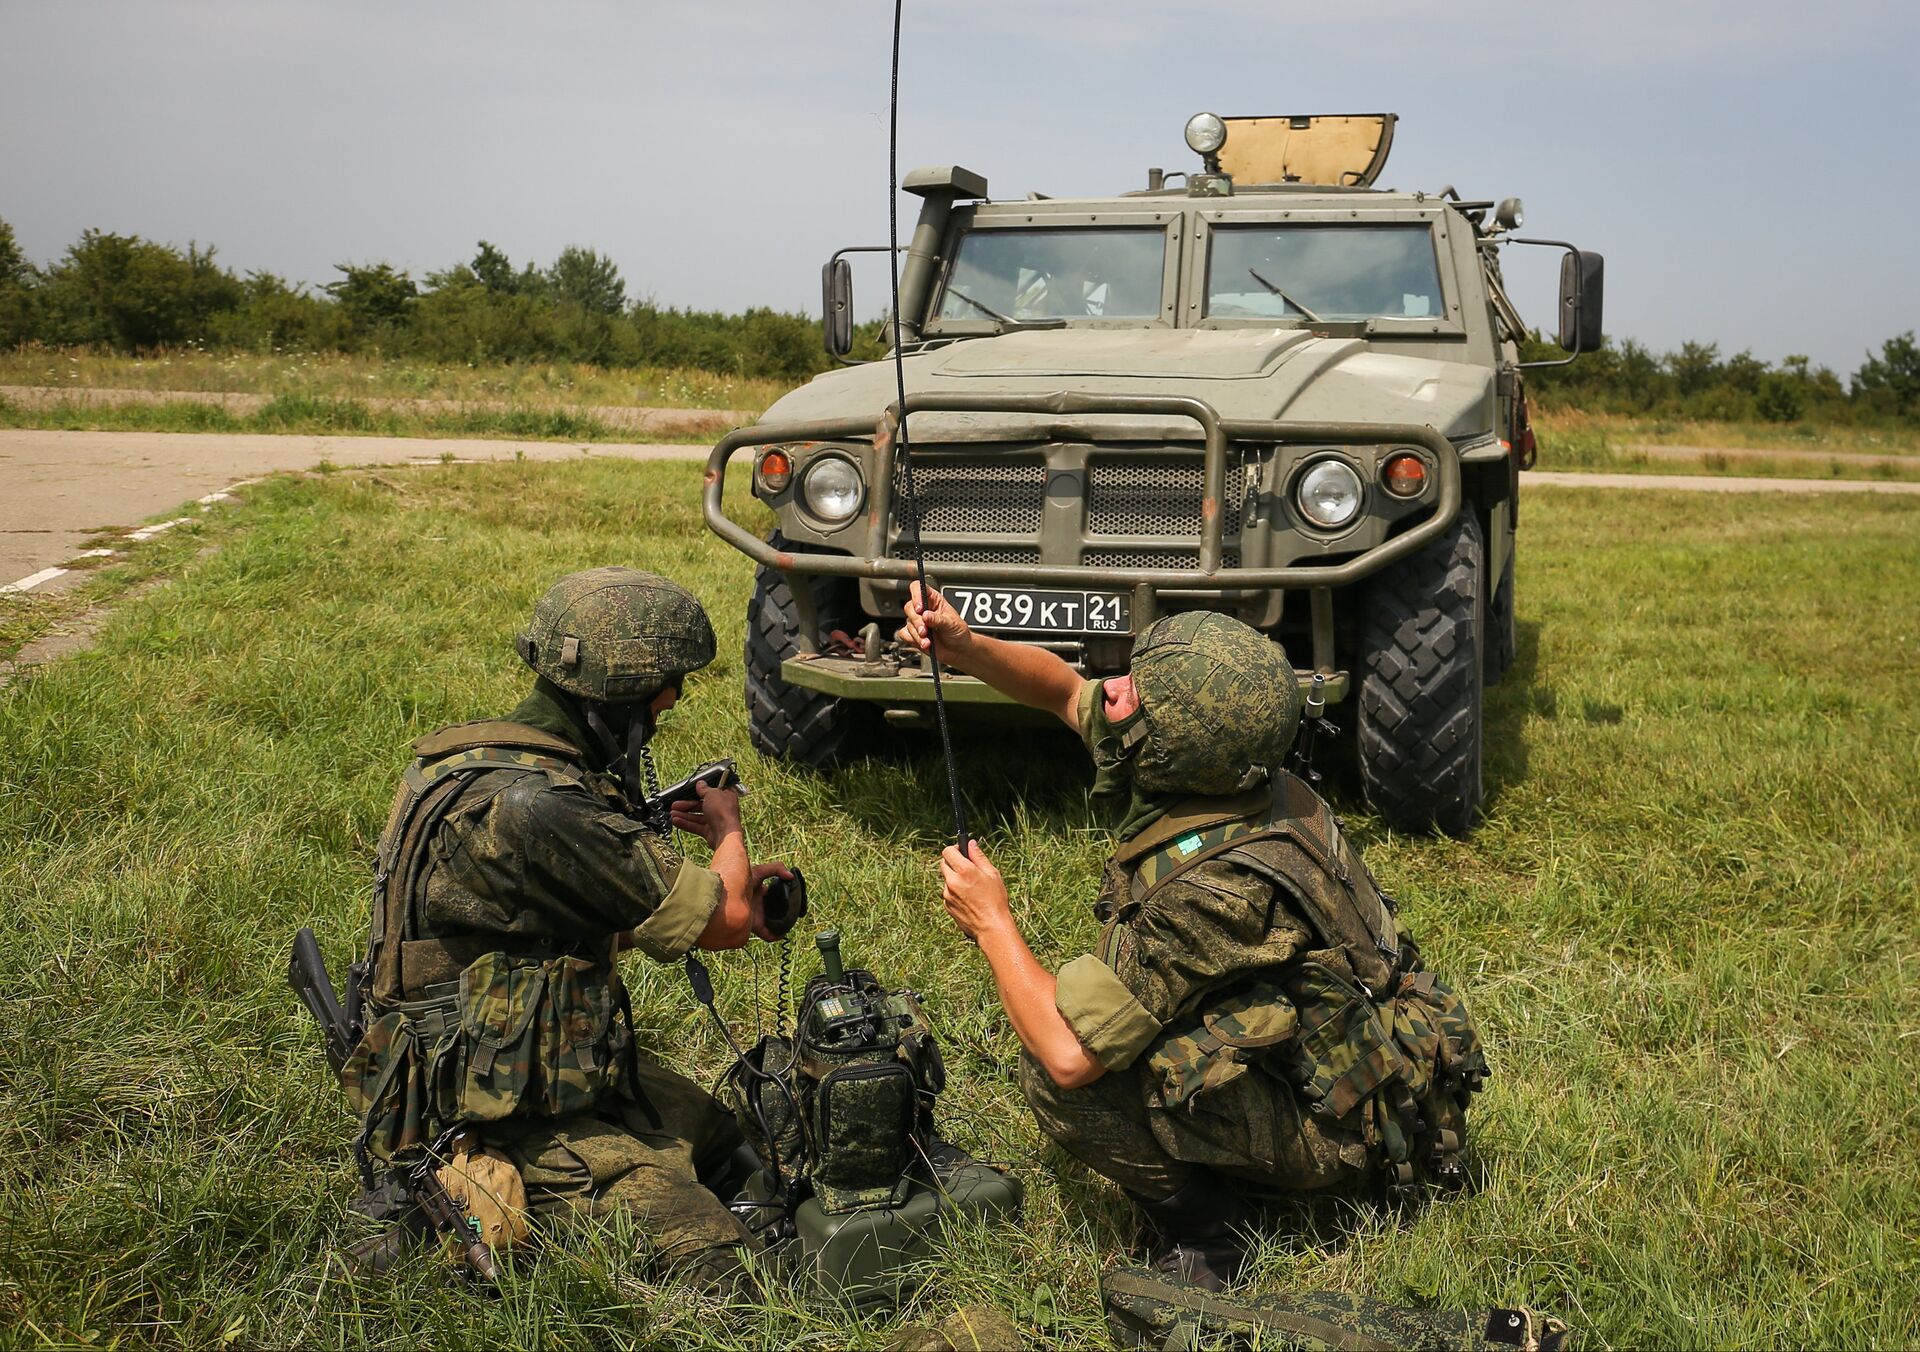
1, 464, 1916, 1348
1532, 408, 1920, 481
0, 392, 726, 445
0, 347, 788, 411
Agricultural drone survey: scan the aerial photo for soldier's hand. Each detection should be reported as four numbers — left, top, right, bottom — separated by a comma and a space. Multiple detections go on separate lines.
939, 839, 1011, 942
676, 780, 743, 847
747, 861, 795, 943
897, 580, 971, 656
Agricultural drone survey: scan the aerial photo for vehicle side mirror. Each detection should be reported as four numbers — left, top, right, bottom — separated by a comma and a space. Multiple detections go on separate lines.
822, 257, 853, 357
1512, 238, 1605, 368
1558, 250, 1604, 355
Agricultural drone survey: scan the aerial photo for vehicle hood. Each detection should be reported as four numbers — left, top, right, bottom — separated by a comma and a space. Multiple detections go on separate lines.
761, 329, 1493, 441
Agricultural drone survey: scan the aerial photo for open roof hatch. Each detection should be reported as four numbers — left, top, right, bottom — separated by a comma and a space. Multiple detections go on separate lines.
1215, 114, 1397, 188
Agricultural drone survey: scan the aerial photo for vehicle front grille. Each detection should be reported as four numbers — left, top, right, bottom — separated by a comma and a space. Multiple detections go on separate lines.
1088, 457, 1250, 539
899, 458, 1046, 535
885, 449, 1256, 572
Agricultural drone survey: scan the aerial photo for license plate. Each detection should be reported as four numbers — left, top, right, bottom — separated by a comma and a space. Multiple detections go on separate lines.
945, 586, 1130, 634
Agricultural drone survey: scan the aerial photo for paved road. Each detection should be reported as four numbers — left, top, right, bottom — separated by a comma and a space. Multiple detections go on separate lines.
0, 429, 709, 583
5, 429, 1916, 591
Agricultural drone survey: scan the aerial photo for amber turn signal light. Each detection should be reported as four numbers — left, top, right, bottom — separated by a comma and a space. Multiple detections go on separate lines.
1382, 453, 1427, 498
758, 448, 793, 492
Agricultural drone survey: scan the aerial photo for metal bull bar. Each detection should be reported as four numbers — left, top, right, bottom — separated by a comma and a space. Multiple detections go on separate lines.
703, 392, 1460, 605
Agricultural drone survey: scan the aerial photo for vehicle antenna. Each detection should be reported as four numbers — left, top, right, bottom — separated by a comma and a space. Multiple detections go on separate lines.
886, 0, 970, 852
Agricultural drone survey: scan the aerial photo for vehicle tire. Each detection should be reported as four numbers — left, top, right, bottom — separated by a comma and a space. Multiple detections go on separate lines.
1356, 510, 1485, 836
744, 534, 876, 768
1485, 537, 1516, 687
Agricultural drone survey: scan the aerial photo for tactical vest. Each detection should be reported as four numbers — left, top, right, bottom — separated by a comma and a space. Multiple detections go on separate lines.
1101, 771, 1488, 1199
341, 720, 640, 1163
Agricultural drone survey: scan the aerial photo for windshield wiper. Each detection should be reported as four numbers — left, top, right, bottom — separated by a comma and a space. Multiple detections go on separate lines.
1247, 268, 1322, 322
945, 286, 1067, 332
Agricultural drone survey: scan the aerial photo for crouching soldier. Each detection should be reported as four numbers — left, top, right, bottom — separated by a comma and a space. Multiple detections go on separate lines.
899, 584, 1488, 1291
339, 567, 791, 1288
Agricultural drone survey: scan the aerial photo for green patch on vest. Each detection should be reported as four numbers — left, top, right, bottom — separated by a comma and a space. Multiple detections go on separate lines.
1174, 832, 1204, 858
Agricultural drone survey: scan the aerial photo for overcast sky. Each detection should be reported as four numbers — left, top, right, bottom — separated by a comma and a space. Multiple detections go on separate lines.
3, 0, 1915, 374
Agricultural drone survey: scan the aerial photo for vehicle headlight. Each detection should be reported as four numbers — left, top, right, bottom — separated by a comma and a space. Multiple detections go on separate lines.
801, 455, 863, 524
1296, 459, 1364, 529
1185, 112, 1227, 156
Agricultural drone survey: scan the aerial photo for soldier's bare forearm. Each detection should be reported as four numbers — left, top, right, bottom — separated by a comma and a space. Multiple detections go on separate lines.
975, 920, 1105, 1089
697, 829, 756, 949
939, 631, 1083, 729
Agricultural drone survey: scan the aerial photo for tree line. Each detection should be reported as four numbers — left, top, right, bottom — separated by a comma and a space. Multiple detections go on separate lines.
1520, 332, 1918, 423
1, 216, 1913, 419
0, 218, 862, 381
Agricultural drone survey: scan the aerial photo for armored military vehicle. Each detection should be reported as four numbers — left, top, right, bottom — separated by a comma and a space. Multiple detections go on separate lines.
704, 113, 1603, 835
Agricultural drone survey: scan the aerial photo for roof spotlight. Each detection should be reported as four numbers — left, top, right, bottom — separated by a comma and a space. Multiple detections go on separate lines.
1496, 197, 1525, 229
1185, 112, 1227, 157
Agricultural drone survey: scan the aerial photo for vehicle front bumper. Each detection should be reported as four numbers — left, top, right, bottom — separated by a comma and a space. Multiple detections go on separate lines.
703, 391, 1459, 681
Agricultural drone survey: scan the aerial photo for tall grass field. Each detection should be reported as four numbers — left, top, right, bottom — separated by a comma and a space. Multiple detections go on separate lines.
1, 463, 1914, 1348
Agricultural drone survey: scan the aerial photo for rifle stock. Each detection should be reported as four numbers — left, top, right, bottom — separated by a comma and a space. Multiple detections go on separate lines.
287, 927, 356, 1075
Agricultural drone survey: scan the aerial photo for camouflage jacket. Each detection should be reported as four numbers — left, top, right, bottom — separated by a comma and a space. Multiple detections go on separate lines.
1053, 759, 1488, 1184
340, 687, 723, 1159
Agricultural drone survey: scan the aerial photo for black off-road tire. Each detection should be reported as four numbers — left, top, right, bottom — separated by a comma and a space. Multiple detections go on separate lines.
1485, 538, 1516, 687
1356, 511, 1485, 836
744, 536, 875, 768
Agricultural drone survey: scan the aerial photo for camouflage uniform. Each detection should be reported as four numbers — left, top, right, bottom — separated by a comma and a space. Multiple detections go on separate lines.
341, 570, 756, 1277
1027, 613, 1487, 1266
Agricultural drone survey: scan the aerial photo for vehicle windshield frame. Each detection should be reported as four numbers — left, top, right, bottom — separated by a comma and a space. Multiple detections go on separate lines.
924, 208, 1184, 336
1190, 209, 1463, 337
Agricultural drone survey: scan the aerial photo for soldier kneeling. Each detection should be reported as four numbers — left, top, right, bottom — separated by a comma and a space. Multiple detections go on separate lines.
899, 584, 1488, 1291
339, 568, 792, 1288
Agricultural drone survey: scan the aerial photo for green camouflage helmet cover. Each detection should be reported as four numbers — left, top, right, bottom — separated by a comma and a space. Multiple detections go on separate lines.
1130, 612, 1300, 795
516, 567, 715, 703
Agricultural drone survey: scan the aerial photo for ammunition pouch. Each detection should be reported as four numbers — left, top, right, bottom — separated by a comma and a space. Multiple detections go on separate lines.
343, 950, 633, 1162
1272, 951, 1488, 1198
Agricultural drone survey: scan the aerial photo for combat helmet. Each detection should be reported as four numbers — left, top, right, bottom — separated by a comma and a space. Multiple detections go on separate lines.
516, 567, 715, 704
1130, 612, 1300, 795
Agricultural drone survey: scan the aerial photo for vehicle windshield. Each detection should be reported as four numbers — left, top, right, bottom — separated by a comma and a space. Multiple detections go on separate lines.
1205, 224, 1443, 321
934, 227, 1165, 322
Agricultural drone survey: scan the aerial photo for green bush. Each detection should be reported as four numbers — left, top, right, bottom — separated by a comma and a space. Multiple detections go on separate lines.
35, 230, 243, 349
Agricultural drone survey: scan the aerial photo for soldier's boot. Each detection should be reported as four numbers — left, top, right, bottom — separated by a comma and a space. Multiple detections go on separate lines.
1129, 1177, 1252, 1293
333, 1211, 433, 1278
672, 1241, 772, 1302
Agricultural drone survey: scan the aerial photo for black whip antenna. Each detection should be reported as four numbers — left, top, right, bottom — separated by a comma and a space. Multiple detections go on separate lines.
887, 0, 970, 852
